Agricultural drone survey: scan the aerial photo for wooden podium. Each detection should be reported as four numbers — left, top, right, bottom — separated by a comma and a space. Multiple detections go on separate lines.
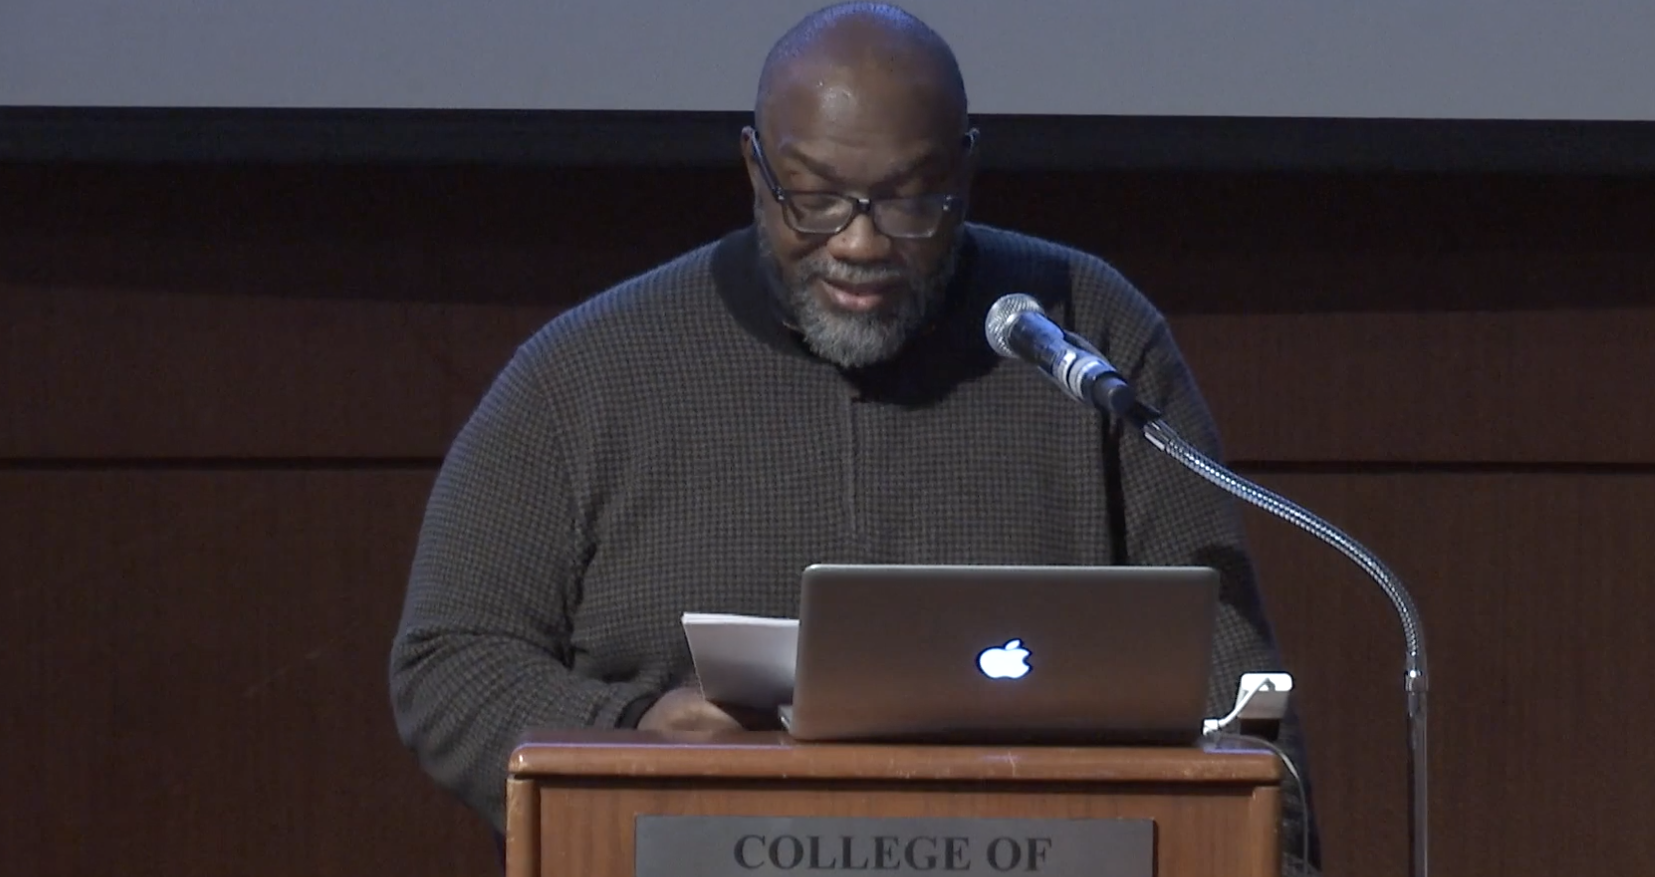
504, 729, 1282, 877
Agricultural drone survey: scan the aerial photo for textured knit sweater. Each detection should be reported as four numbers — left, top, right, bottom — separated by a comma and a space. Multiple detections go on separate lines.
388, 222, 1318, 872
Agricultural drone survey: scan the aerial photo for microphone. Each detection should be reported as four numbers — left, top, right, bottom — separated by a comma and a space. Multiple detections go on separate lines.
984, 293, 1431, 877
984, 294, 1139, 418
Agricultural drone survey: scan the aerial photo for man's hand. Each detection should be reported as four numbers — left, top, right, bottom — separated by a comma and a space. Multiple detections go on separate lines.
636, 686, 782, 732
636, 686, 744, 732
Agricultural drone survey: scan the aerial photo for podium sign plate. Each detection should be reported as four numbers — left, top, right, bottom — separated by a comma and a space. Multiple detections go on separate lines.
634, 815, 1153, 876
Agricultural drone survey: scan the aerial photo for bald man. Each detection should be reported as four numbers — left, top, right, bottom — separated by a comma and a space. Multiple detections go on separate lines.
390, 3, 1319, 874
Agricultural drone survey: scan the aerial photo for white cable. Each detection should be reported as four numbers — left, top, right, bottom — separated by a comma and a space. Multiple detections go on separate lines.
1207, 731, 1314, 876
1200, 673, 1311, 874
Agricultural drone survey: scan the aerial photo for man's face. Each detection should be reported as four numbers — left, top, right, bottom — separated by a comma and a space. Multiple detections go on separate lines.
744, 76, 974, 369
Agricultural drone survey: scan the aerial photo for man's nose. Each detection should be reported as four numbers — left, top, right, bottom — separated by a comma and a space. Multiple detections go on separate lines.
825, 213, 894, 264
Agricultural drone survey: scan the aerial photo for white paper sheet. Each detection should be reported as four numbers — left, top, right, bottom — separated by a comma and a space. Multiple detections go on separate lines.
680, 612, 798, 709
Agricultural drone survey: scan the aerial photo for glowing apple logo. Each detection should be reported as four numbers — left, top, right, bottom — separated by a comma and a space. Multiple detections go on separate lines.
976, 639, 1032, 680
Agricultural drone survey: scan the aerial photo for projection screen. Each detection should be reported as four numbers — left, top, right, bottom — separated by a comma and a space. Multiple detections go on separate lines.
4, 0, 1653, 169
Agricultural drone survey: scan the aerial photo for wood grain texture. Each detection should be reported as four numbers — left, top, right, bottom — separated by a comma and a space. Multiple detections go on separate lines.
5, 287, 1652, 464
0, 470, 495, 877
505, 777, 540, 877
1237, 472, 1655, 877
0, 286, 557, 459
1177, 307, 1655, 464
509, 736, 1281, 877
4, 161, 1652, 877
531, 785, 1278, 877
6, 164, 1654, 466
510, 729, 1281, 783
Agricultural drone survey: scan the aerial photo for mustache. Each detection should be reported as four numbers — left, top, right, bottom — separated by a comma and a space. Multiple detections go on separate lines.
799, 258, 910, 286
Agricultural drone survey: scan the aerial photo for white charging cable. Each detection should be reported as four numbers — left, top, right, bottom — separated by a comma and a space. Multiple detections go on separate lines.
1202, 673, 1313, 875
1202, 671, 1294, 735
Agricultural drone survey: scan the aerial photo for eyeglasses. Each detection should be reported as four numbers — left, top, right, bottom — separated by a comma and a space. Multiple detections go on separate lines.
746, 126, 976, 240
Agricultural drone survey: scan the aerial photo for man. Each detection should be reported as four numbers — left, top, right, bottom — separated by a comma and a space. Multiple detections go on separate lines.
389, 2, 1319, 873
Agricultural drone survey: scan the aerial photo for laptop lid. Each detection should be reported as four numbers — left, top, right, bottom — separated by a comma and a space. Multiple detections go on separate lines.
785, 563, 1219, 744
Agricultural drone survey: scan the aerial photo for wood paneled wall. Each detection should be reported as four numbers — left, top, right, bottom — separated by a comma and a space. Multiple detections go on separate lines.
4, 162, 1652, 877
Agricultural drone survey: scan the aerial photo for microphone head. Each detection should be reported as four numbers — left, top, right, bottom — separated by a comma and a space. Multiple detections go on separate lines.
984, 293, 1045, 358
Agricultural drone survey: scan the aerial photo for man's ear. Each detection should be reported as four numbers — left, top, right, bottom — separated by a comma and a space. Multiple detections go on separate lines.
961, 126, 982, 184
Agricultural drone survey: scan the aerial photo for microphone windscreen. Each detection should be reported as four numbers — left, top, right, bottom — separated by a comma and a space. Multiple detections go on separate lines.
984, 293, 1045, 358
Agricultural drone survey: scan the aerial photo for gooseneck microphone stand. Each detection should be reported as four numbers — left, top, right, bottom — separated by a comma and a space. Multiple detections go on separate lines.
1123, 400, 1428, 877
982, 293, 1428, 877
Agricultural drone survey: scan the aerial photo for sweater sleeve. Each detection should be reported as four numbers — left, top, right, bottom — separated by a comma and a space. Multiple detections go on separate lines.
1114, 316, 1323, 876
387, 341, 660, 834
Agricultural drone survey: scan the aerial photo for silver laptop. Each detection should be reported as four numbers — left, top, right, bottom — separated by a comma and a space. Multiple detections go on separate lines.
780, 563, 1219, 744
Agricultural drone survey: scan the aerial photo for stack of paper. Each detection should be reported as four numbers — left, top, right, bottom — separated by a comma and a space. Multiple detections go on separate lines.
681, 612, 799, 709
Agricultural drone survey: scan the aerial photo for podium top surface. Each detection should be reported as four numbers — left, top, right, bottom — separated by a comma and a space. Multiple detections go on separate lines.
508, 730, 1281, 785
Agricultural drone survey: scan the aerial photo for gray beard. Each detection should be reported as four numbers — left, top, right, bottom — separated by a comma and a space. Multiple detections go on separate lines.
755, 207, 960, 370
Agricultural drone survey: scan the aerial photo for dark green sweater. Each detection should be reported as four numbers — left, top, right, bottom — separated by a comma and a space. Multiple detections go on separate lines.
389, 222, 1317, 871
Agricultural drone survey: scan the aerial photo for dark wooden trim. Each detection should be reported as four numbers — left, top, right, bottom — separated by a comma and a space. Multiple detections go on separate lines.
4, 107, 1655, 173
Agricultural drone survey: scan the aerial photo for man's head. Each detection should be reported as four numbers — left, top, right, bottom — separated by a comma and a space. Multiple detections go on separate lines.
744, 2, 978, 369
